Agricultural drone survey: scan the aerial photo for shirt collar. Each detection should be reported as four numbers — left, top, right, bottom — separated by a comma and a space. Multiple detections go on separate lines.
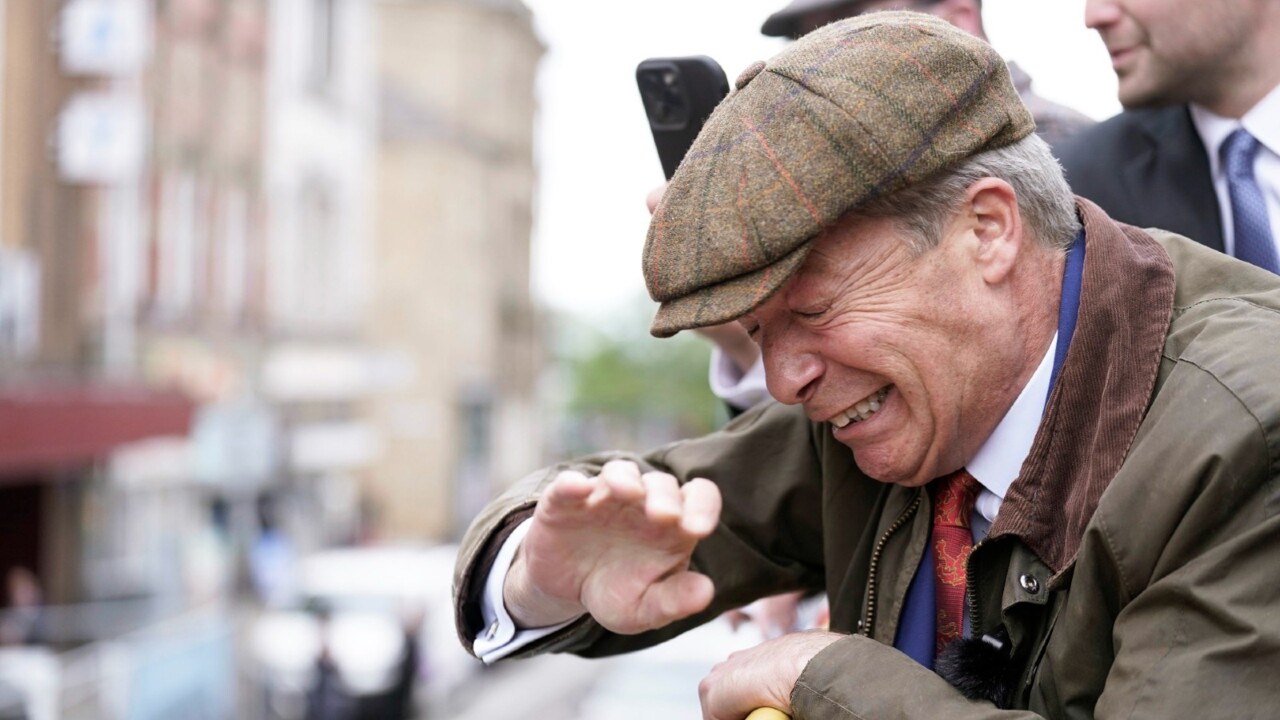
965, 332, 1058, 501
1190, 81, 1280, 179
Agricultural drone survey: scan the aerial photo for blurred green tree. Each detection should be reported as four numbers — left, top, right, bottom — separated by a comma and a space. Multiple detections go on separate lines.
553, 301, 726, 454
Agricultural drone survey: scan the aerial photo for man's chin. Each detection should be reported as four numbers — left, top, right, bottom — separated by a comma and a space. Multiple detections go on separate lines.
848, 447, 932, 488
1116, 77, 1180, 111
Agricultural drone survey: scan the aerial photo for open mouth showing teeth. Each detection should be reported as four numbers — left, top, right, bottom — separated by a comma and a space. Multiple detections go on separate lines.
830, 387, 890, 428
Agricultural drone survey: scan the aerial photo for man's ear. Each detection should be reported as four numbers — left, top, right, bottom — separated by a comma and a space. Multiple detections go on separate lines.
964, 178, 1022, 286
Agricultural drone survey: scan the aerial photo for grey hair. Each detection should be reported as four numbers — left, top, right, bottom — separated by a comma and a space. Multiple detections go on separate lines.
855, 133, 1080, 255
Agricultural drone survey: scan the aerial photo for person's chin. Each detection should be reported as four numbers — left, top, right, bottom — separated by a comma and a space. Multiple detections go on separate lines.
1116, 72, 1178, 110
848, 445, 932, 488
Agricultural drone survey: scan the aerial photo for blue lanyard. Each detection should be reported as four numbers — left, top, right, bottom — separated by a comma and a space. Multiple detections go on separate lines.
1048, 230, 1086, 399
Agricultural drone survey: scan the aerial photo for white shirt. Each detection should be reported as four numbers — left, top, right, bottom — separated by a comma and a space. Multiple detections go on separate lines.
708, 346, 772, 411
475, 334, 1060, 662
969, 332, 1057, 538
1190, 82, 1280, 259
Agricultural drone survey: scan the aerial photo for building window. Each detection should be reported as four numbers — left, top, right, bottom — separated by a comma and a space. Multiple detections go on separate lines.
219, 189, 249, 320
296, 177, 336, 324
454, 389, 493, 535
0, 248, 40, 359
155, 170, 200, 321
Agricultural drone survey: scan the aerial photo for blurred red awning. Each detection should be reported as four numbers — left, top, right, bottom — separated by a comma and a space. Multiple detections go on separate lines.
0, 383, 194, 477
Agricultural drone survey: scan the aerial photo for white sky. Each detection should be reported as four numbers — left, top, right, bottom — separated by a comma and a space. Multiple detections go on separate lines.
522, 0, 1121, 323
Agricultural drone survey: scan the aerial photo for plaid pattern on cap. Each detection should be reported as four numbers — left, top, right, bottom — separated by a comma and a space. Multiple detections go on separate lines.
643, 12, 1034, 337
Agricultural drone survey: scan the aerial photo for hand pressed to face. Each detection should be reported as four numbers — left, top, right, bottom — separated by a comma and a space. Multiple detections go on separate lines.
504, 460, 723, 634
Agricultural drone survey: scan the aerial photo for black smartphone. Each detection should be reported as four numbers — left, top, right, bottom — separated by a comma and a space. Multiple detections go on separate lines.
636, 56, 730, 179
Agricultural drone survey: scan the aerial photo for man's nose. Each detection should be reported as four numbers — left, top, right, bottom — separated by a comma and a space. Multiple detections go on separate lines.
763, 343, 824, 405
1083, 0, 1121, 30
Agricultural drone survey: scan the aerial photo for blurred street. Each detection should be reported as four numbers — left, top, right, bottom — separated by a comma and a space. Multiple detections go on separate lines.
434, 619, 762, 720
0, 0, 555, 715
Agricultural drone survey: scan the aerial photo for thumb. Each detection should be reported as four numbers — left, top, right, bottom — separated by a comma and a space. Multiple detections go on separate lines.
636, 570, 715, 630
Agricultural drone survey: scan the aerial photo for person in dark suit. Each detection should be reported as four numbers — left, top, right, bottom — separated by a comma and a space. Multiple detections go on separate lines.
1057, 0, 1280, 270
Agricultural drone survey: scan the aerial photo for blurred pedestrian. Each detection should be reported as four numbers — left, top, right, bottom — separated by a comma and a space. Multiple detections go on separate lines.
250, 493, 299, 609
389, 608, 423, 719
306, 605, 359, 720
0, 567, 45, 646
1058, 0, 1280, 271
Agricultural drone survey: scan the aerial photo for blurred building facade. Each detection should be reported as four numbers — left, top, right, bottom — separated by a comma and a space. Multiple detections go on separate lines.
0, 0, 543, 716
369, 0, 543, 540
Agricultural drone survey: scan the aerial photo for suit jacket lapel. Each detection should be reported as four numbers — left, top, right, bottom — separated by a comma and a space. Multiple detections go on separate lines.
1119, 106, 1224, 251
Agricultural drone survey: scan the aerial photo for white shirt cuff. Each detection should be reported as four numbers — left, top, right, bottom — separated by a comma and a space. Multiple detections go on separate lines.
708, 348, 771, 410
473, 518, 579, 663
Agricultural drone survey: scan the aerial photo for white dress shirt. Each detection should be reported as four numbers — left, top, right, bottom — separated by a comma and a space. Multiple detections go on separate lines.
708, 346, 772, 411
1190, 82, 1280, 259
475, 335, 1059, 662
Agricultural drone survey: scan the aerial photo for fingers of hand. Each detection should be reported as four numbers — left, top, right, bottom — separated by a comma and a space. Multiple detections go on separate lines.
680, 478, 722, 537
548, 469, 594, 500
700, 652, 761, 720
642, 471, 683, 523
598, 460, 645, 504
543, 465, 716, 548
540, 470, 600, 520
699, 633, 833, 720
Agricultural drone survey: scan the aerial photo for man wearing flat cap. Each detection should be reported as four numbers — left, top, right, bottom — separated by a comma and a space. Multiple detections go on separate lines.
453, 13, 1280, 719
703, 0, 1093, 420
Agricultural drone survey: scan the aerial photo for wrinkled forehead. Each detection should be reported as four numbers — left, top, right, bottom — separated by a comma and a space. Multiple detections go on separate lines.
789, 212, 928, 298
743, 221, 864, 314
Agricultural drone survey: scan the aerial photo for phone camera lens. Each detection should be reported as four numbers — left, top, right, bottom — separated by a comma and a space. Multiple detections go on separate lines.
640, 68, 689, 127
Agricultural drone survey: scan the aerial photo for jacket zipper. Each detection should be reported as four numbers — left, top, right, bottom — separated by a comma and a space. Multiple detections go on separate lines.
964, 538, 987, 638
860, 492, 923, 638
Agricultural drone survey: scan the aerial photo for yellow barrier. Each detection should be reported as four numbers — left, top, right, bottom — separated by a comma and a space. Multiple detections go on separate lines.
746, 709, 790, 720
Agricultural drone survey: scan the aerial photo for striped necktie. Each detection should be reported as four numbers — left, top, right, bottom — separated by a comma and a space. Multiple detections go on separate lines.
1222, 128, 1279, 273
932, 469, 982, 656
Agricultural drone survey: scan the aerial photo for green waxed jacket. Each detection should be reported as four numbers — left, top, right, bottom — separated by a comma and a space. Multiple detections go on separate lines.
453, 200, 1280, 718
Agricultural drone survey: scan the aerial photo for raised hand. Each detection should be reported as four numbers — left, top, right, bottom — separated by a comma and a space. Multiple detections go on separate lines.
503, 460, 723, 634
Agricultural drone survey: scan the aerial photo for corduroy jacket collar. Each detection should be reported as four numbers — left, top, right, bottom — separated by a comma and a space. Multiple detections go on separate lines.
988, 198, 1176, 577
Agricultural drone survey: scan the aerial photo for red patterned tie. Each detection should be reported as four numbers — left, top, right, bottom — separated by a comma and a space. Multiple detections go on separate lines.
932, 469, 982, 656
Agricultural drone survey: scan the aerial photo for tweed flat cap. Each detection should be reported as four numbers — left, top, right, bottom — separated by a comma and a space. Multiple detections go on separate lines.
643, 11, 1034, 337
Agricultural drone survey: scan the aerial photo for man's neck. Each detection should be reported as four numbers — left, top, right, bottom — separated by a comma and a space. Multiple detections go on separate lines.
1201, 77, 1280, 120
1010, 246, 1066, 395
957, 243, 1063, 474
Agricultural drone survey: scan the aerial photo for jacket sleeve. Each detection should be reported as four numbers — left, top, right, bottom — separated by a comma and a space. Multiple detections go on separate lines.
452, 400, 831, 659
793, 635, 1042, 720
